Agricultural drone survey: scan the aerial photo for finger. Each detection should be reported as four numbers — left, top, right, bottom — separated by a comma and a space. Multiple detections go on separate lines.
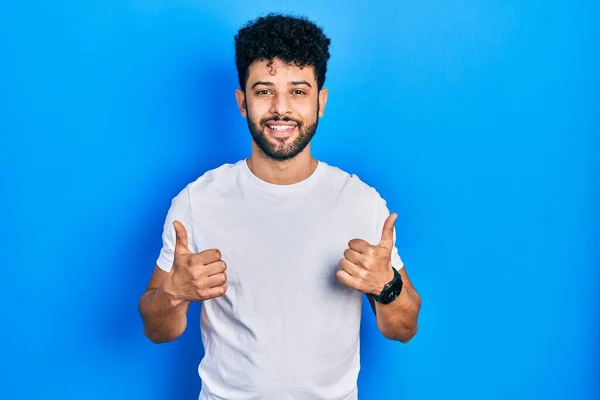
203, 260, 227, 276
203, 283, 228, 299
348, 239, 373, 255
343, 248, 364, 266
339, 258, 362, 277
173, 220, 190, 255
378, 213, 398, 250
203, 272, 227, 289
336, 269, 361, 291
189, 249, 222, 266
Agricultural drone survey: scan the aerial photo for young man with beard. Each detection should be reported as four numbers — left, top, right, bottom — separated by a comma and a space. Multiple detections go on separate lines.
138, 13, 422, 400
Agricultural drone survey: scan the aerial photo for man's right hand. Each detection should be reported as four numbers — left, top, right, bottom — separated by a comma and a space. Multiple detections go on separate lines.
162, 220, 228, 305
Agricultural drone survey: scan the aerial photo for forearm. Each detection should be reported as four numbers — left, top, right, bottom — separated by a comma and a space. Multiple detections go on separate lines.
138, 283, 190, 344
373, 286, 421, 343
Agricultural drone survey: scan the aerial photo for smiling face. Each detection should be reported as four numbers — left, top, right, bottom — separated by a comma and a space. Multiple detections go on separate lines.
235, 57, 328, 161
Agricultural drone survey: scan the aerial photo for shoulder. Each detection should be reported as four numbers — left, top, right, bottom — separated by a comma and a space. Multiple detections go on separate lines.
167, 160, 245, 206
178, 159, 245, 196
320, 161, 381, 200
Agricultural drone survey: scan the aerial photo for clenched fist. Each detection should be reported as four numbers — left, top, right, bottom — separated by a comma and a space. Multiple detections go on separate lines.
163, 220, 228, 304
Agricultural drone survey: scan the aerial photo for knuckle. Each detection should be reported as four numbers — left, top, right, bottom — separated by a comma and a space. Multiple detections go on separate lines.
191, 269, 203, 281
189, 253, 201, 266
358, 269, 369, 280
197, 278, 209, 290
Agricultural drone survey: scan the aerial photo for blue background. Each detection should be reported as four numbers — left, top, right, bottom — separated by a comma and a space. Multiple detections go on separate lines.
1, 1, 598, 399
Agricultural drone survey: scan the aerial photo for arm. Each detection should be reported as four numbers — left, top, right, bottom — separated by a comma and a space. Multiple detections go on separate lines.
367, 266, 421, 343
337, 211, 422, 343
138, 265, 190, 344
138, 221, 227, 344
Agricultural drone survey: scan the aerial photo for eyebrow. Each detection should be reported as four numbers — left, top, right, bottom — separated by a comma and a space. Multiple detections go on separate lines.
290, 80, 312, 88
250, 80, 313, 89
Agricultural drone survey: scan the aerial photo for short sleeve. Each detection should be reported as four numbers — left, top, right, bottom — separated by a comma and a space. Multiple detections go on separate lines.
155, 186, 194, 273
374, 191, 405, 271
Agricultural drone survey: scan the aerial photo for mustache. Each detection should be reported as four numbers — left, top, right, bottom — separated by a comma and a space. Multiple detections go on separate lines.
260, 116, 302, 126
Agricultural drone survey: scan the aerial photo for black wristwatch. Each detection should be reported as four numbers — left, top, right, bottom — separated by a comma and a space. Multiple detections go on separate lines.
371, 267, 403, 304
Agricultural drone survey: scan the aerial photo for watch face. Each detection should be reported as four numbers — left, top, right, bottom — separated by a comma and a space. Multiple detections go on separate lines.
385, 287, 400, 302
375, 270, 403, 304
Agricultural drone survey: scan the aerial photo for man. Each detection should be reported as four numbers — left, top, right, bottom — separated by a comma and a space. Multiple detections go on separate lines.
138, 13, 421, 400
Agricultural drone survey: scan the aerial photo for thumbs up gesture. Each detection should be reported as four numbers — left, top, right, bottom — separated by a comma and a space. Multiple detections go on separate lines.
336, 213, 398, 296
163, 220, 228, 303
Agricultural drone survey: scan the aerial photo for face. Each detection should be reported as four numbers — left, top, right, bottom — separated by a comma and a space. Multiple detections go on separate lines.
235, 57, 328, 161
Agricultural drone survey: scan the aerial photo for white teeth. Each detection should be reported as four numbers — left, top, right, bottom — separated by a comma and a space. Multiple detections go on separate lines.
268, 125, 295, 131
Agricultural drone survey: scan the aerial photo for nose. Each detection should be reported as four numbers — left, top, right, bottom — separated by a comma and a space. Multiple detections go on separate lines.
269, 93, 292, 116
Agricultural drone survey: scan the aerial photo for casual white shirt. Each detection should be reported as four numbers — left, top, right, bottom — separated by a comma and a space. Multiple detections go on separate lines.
156, 159, 404, 400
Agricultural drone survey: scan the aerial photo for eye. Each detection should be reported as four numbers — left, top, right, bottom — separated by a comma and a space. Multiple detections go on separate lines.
256, 89, 272, 95
292, 90, 306, 95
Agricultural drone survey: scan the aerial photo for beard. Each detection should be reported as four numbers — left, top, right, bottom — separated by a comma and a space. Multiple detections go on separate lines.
246, 107, 319, 162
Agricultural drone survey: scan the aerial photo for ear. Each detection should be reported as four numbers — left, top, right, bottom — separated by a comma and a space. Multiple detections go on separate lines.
235, 89, 247, 118
318, 88, 328, 118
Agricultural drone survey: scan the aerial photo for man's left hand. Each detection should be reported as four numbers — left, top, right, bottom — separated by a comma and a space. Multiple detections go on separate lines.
336, 213, 398, 296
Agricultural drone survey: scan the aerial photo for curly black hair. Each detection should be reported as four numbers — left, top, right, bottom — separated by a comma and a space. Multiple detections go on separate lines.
234, 13, 331, 92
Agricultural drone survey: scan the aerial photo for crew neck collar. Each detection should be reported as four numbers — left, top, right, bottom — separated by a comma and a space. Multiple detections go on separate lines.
240, 158, 325, 194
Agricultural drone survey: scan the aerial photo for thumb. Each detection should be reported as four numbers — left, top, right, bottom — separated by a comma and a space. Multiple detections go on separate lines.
173, 220, 191, 256
377, 213, 398, 250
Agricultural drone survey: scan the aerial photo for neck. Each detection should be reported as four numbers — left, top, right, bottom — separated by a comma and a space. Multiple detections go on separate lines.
246, 144, 317, 185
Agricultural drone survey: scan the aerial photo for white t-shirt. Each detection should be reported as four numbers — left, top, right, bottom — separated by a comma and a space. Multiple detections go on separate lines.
156, 159, 404, 400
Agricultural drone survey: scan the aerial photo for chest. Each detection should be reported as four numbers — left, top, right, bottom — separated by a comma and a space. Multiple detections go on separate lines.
190, 195, 375, 292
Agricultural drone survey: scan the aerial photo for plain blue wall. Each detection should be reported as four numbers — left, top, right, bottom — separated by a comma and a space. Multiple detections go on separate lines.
2, 1, 598, 399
